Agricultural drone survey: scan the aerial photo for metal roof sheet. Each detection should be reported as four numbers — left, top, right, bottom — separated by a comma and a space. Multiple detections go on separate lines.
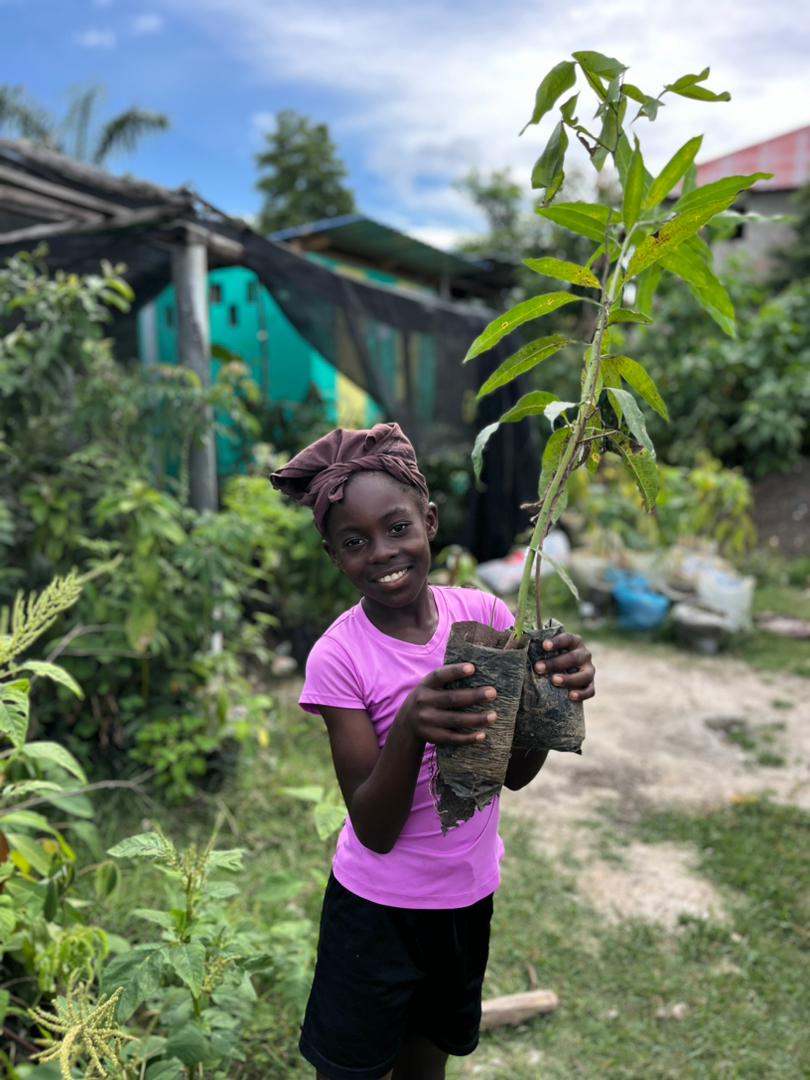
696, 125, 810, 192
271, 213, 493, 280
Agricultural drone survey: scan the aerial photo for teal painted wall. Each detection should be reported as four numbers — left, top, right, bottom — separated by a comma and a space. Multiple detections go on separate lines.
137, 259, 438, 477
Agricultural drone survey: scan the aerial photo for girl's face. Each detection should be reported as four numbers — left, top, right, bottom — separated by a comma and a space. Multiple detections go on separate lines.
324, 471, 438, 609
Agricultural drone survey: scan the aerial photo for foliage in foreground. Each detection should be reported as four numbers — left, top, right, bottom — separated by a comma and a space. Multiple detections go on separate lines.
1, 578, 334, 1078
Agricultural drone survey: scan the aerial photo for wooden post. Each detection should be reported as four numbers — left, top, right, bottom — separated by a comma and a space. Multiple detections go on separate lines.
172, 233, 217, 512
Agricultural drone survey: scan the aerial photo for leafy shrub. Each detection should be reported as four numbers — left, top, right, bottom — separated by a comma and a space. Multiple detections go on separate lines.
0, 251, 278, 794
635, 272, 810, 477
567, 451, 756, 559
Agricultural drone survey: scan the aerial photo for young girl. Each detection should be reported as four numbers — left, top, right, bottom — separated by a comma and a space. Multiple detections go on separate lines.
271, 422, 595, 1080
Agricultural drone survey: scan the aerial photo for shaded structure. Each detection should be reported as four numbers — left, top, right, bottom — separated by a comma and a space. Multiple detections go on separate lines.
0, 138, 535, 558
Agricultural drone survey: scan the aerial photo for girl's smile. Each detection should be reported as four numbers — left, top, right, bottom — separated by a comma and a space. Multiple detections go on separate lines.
324, 470, 439, 640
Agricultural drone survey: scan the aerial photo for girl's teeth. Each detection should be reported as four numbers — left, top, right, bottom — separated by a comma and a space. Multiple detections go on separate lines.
380, 570, 406, 583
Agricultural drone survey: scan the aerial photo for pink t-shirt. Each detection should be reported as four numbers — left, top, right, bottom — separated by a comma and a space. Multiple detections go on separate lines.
299, 585, 515, 910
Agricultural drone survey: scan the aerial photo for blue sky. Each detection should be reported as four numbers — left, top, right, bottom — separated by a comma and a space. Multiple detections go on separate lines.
1, 0, 808, 248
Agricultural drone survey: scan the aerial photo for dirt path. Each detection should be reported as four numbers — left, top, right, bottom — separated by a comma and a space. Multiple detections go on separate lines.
506, 641, 810, 927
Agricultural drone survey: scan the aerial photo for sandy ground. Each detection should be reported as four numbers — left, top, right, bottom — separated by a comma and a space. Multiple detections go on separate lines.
505, 641, 810, 927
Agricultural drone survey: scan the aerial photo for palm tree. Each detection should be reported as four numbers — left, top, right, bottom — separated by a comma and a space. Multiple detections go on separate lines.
0, 84, 169, 165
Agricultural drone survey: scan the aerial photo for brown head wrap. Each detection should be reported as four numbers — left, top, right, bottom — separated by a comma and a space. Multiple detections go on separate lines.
269, 422, 429, 535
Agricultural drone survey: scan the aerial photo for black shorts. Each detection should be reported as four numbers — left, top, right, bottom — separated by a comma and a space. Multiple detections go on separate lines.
299, 873, 494, 1080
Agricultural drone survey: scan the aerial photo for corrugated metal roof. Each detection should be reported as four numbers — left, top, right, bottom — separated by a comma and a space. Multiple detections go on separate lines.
271, 213, 493, 280
696, 125, 810, 192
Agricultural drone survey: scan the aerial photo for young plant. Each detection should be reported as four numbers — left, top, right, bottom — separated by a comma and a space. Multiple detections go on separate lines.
468, 52, 769, 639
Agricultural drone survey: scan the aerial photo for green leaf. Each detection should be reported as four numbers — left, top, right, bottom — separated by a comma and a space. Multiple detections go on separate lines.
313, 801, 346, 841
471, 422, 500, 482
1, 779, 62, 800
623, 84, 662, 121
108, 831, 175, 861
146, 1062, 185, 1080
43, 791, 94, 818
206, 848, 245, 872
464, 293, 579, 361
625, 173, 769, 280
521, 60, 576, 133
523, 257, 600, 289
608, 308, 653, 326
0, 907, 16, 942
622, 137, 646, 231
673, 173, 770, 216
279, 785, 323, 804
531, 121, 568, 202
133, 907, 176, 930
0, 679, 30, 749
607, 388, 655, 456
661, 240, 736, 337
544, 400, 577, 427
634, 265, 662, 316
536, 202, 611, 243
645, 135, 703, 208
538, 428, 572, 500
6, 832, 52, 875
476, 335, 569, 399
542, 551, 580, 602
612, 437, 660, 511
167, 942, 206, 997
499, 392, 559, 425
23, 741, 87, 784
95, 862, 119, 898
17, 660, 83, 699
612, 356, 669, 420
665, 67, 730, 103
0, 810, 57, 835
572, 50, 626, 78
117, 948, 166, 1019
165, 1022, 211, 1066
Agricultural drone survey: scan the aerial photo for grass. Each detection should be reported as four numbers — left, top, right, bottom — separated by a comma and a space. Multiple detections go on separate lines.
79, 570, 809, 1078
448, 799, 810, 1079
86, 681, 810, 1080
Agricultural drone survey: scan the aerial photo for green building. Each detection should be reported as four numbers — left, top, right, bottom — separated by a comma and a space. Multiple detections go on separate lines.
137, 215, 505, 474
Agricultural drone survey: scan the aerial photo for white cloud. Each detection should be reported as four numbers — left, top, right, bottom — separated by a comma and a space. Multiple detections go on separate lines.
75, 27, 117, 48
132, 13, 164, 34
166, 0, 810, 232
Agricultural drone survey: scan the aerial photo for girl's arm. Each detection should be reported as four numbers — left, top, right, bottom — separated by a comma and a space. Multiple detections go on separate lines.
320, 663, 497, 854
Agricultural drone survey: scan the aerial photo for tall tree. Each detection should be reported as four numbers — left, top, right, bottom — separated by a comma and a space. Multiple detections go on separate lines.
255, 110, 356, 234
0, 84, 169, 165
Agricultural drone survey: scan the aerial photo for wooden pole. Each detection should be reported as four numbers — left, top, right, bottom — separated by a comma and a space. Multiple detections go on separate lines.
172, 234, 217, 512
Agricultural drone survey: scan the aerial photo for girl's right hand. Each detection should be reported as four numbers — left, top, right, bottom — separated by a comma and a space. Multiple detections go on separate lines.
396, 663, 498, 746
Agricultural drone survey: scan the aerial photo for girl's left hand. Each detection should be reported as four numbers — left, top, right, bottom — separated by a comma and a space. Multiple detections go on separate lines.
534, 632, 595, 702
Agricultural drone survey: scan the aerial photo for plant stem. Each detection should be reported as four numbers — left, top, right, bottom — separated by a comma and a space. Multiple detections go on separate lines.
514, 228, 634, 639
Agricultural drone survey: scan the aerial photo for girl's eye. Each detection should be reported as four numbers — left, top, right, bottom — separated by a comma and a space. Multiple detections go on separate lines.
390, 522, 409, 535
344, 538, 364, 550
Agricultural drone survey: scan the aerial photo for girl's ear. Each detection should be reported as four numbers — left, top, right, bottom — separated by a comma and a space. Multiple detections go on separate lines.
425, 501, 439, 542
322, 538, 340, 566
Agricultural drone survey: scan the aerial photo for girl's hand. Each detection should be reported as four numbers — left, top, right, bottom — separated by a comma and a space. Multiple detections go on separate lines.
396, 663, 497, 746
534, 632, 595, 702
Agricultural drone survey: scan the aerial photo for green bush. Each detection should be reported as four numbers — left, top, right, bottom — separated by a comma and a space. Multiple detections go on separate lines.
567, 451, 756, 559
634, 272, 810, 477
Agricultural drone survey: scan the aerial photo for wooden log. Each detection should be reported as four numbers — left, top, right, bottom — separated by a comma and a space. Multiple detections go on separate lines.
0, 163, 123, 215
0, 138, 189, 205
480, 989, 559, 1031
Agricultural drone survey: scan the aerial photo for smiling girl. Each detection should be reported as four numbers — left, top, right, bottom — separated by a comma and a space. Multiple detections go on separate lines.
271, 423, 595, 1080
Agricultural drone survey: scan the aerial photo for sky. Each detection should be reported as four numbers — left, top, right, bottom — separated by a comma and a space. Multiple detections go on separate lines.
1, 0, 808, 249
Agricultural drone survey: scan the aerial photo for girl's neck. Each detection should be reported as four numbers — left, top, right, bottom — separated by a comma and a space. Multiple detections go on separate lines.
361, 583, 438, 645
